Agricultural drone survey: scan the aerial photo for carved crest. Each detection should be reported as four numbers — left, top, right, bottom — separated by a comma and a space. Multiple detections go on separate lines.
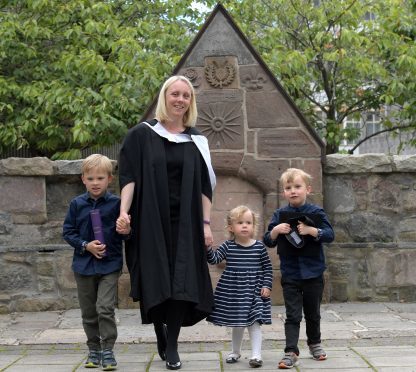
205, 61, 235, 88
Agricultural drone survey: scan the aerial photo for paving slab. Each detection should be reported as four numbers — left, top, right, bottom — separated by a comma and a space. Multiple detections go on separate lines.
385, 302, 416, 313
359, 320, 416, 330
0, 355, 21, 369
353, 345, 416, 368
365, 355, 416, 368
353, 345, 416, 356
5, 366, 76, 372
356, 328, 416, 338
0, 303, 415, 371
0, 338, 18, 346
324, 302, 392, 313
10, 353, 84, 365
22, 328, 85, 344
338, 312, 405, 321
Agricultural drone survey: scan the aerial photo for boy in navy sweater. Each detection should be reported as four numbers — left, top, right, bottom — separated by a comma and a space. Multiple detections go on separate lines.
63, 154, 130, 371
263, 168, 334, 369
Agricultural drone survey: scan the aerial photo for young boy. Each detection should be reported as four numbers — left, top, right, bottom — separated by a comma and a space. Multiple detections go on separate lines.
263, 168, 334, 369
63, 154, 130, 371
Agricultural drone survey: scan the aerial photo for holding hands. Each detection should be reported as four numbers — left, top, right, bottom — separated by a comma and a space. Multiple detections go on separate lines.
116, 212, 131, 235
261, 287, 271, 298
204, 223, 214, 248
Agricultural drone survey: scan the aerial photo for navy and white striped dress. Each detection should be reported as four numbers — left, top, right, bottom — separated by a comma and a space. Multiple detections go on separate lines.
207, 240, 273, 326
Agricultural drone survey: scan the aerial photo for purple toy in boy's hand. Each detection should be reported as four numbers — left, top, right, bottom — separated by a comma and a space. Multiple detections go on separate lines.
90, 209, 106, 255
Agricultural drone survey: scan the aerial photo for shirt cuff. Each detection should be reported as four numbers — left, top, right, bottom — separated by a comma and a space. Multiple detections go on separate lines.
314, 228, 323, 241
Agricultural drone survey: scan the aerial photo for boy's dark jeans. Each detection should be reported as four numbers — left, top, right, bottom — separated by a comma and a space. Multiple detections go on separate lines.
75, 271, 120, 351
281, 275, 324, 355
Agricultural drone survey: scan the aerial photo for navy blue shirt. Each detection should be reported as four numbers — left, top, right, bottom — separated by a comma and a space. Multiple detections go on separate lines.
263, 203, 334, 280
63, 191, 124, 275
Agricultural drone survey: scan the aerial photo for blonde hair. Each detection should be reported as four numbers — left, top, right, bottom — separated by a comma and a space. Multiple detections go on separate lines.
280, 168, 312, 188
81, 154, 113, 176
155, 75, 197, 127
226, 205, 259, 239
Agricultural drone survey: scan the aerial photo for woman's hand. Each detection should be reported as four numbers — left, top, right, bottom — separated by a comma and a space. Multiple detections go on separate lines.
116, 212, 131, 234
204, 224, 213, 248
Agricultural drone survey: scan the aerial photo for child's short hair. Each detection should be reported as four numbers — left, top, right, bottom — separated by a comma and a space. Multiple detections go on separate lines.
81, 154, 113, 176
280, 168, 312, 188
226, 205, 259, 239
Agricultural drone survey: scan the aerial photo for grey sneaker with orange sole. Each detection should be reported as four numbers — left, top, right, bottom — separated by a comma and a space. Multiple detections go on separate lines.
278, 352, 299, 369
309, 343, 327, 360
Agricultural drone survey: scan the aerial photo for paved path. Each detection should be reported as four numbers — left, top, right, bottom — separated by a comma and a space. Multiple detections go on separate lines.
0, 302, 415, 371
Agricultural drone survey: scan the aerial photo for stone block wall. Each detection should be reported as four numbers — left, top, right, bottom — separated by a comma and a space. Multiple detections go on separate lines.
0, 158, 127, 314
324, 154, 416, 302
1, 155, 416, 313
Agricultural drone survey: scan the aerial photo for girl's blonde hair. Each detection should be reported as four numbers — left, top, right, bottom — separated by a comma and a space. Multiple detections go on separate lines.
81, 154, 113, 176
225, 205, 259, 239
155, 75, 197, 127
280, 168, 312, 188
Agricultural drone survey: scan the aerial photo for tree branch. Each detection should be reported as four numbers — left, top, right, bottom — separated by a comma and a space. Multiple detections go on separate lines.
348, 124, 414, 153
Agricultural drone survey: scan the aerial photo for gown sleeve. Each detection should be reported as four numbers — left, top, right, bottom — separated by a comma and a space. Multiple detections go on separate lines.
200, 153, 212, 201
119, 126, 141, 190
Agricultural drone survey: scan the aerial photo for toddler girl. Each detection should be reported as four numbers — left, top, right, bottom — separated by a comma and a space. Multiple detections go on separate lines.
207, 205, 273, 368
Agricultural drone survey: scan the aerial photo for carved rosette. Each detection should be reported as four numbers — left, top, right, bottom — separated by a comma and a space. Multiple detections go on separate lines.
198, 102, 242, 148
183, 68, 201, 87
205, 61, 236, 88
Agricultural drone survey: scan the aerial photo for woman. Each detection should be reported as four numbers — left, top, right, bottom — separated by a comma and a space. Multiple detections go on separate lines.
116, 75, 216, 370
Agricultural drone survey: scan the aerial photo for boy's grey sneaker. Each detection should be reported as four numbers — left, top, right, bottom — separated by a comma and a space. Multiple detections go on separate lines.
278, 352, 299, 369
102, 349, 117, 371
85, 350, 101, 368
309, 343, 327, 360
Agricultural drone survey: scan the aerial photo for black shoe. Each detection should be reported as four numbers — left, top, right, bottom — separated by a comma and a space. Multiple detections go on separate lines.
166, 360, 182, 370
154, 322, 168, 361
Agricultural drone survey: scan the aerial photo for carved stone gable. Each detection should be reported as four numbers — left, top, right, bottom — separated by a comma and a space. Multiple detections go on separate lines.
144, 3, 325, 229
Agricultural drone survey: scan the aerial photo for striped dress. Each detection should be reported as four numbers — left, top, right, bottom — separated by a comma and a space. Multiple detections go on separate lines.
207, 240, 273, 326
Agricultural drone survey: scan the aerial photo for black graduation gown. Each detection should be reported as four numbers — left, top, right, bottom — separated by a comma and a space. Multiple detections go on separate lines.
118, 122, 214, 326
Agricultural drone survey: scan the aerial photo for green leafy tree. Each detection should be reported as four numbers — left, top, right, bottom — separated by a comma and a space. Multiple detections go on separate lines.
2, 1, 415, 157
0, 0, 209, 159
214, 0, 416, 154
